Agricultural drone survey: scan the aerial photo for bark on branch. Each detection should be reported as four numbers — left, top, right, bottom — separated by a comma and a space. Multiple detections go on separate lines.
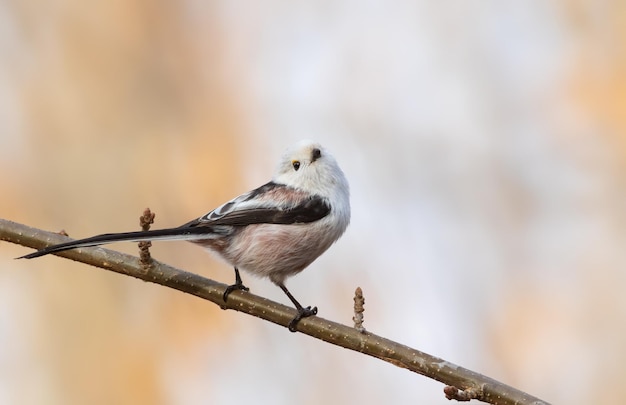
0, 218, 550, 405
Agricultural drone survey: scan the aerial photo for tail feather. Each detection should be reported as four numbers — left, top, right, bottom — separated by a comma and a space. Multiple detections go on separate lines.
17, 227, 212, 259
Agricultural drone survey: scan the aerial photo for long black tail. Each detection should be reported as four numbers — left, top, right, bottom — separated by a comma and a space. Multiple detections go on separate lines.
18, 227, 212, 259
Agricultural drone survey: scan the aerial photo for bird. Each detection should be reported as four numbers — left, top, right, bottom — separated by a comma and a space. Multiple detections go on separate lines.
18, 140, 351, 332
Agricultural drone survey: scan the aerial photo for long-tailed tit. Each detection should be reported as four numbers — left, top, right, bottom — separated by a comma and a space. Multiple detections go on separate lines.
19, 140, 351, 331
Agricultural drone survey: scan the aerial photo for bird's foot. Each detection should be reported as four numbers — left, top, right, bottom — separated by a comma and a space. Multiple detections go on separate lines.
222, 282, 250, 302
288, 306, 318, 332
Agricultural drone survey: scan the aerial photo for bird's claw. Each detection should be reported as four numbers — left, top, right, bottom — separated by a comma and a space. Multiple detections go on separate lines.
223, 283, 250, 302
288, 306, 318, 332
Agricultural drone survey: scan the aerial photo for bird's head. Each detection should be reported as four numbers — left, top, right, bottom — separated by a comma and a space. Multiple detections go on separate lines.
274, 140, 349, 200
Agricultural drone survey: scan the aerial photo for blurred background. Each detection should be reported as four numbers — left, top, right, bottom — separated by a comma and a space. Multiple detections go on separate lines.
1, 1, 625, 404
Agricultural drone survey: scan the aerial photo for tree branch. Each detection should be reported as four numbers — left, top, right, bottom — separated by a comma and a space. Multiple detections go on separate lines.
0, 218, 550, 405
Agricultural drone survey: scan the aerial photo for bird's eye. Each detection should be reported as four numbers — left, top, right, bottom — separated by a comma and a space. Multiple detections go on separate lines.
292, 160, 301, 171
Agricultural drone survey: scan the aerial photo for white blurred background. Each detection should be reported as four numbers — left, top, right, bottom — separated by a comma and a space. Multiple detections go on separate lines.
1, 1, 625, 404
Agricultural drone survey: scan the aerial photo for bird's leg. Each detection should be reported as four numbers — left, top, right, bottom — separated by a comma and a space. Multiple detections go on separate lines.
223, 267, 250, 302
277, 283, 318, 332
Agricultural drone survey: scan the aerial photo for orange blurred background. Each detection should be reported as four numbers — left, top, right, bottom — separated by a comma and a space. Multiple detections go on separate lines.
1, 1, 625, 404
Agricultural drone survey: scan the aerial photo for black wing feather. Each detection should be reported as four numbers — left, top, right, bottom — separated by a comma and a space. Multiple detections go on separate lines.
186, 195, 330, 228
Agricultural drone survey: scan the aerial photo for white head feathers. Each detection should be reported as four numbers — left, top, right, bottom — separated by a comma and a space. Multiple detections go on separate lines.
273, 140, 350, 201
